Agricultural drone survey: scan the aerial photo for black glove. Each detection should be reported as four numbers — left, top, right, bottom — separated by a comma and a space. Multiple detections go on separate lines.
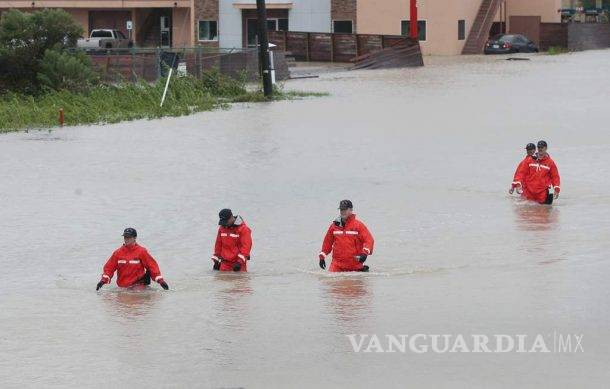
159, 281, 169, 290
319, 259, 326, 270
213, 260, 221, 270
96, 281, 105, 291
359, 265, 369, 272
233, 262, 242, 272
355, 254, 368, 263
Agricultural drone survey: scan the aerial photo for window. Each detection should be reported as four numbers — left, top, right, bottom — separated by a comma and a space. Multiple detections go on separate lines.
91, 30, 113, 38
267, 19, 278, 31
333, 20, 353, 34
278, 18, 289, 31
400, 20, 426, 41
458, 20, 465, 40
198, 20, 218, 41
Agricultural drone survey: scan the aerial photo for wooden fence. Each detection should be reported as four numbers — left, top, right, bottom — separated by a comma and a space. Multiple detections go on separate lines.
268, 31, 417, 62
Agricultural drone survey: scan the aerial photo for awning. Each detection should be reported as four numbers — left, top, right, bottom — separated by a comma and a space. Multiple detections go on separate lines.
233, 1, 293, 9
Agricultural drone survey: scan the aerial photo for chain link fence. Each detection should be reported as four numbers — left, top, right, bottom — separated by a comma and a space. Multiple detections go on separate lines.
76, 47, 262, 83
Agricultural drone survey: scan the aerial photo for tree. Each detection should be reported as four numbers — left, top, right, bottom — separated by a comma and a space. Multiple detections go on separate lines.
0, 9, 93, 93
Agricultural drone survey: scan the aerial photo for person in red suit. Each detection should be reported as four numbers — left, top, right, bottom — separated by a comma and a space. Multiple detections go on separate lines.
318, 200, 375, 272
513, 140, 561, 204
509, 143, 537, 195
96, 228, 169, 290
211, 209, 253, 272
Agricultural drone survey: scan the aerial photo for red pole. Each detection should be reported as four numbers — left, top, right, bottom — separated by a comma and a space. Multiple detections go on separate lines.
410, 0, 418, 39
59, 108, 64, 127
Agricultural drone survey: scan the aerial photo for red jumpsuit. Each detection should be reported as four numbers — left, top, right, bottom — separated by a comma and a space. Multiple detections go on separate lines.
319, 214, 374, 272
515, 154, 561, 204
512, 155, 535, 189
212, 216, 252, 272
101, 243, 165, 287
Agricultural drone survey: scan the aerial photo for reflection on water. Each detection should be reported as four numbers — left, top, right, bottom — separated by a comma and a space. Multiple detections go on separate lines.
322, 276, 371, 325
101, 287, 163, 319
513, 201, 560, 231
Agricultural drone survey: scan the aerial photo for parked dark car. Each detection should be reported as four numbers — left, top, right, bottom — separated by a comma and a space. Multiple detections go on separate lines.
484, 34, 539, 54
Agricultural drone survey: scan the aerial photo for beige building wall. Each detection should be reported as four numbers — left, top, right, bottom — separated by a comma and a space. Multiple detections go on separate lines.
64, 9, 89, 35
506, 0, 562, 26
172, 7, 192, 47
357, 0, 483, 55
358, 0, 563, 55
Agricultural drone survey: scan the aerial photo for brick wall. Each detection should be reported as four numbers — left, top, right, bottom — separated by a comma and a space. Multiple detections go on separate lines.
539, 23, 568, 50
194, 0, 219, 47
568, 23, 610, 51
331, 0, 357, 33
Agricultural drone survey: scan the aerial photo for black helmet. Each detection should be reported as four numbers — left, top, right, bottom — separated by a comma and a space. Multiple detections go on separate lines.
537, 140, 548, 148
525, 143, 536, 150
338, 200, 353, 210
122, 227, 137, 237
218, 208, 233, 226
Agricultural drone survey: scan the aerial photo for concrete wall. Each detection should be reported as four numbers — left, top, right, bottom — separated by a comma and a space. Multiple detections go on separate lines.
219, 0, 243, 48
219, 0, 330, 48
290, 0, 331, 32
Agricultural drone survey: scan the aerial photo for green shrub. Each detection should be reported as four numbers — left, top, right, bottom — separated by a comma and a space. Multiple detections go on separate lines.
37, 50, 99, 92
0, 9, 85, 93
547, 46, 569, 55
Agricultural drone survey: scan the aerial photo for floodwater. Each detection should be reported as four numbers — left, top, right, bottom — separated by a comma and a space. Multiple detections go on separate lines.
1, 51, 610, 388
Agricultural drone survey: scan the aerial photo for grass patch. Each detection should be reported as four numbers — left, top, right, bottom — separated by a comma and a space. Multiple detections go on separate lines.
547, 46, 569, 55
0, 73, 326, 133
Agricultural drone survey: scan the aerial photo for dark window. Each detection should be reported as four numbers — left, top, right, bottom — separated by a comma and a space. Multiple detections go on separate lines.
458, 20, 465, 40
401, 20, 426, 41
199, 20, 218, 41
333, 20, 353, 34
247, 18, 258, 46
278, 18, 289, 31
91, 30, 113, 38
267, 19, 278, 31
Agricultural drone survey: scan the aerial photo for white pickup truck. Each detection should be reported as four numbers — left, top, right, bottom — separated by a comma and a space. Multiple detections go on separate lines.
77, 29, 133, 50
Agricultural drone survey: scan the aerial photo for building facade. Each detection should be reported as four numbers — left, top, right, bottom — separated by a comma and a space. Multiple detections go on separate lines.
0, 0, 336, 48
0, 0, 563, 54
357, 0, 563, 55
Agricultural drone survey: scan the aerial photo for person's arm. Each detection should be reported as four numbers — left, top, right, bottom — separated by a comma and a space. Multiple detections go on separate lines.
512, 158, 528, 193
212, 229, 222, 263
320, 225, 335, 258
97, 253, 117, 289
511, 158, 526, 193
238, 225, 252, 263
513, 158, 530, 193
550, 160, 561, 198
142, 249, 168, 289
359, 222, 374, 256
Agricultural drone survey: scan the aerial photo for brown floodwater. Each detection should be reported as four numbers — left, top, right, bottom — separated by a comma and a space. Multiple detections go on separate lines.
1, 51, 609, 388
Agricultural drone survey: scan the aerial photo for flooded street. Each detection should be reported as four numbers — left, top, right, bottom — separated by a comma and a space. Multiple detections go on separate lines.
1, 50, 609, 388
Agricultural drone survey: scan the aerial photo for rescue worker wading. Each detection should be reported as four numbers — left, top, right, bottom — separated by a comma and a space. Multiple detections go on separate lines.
318, 200, 375, 272
96, 228, 169, 290
513, 140, 561, 205
509, 143, 537, 195
211, 209, 252, 272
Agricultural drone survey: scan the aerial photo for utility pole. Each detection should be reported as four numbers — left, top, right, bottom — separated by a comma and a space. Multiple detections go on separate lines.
410, 0, 418, 39
256, 0, 273, 97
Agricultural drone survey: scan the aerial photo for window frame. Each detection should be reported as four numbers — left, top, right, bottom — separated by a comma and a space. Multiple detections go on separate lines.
400, 20, 427, 42
332, 20, 354, 34
198, 20, 218, 42
458, 19, 466, 41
